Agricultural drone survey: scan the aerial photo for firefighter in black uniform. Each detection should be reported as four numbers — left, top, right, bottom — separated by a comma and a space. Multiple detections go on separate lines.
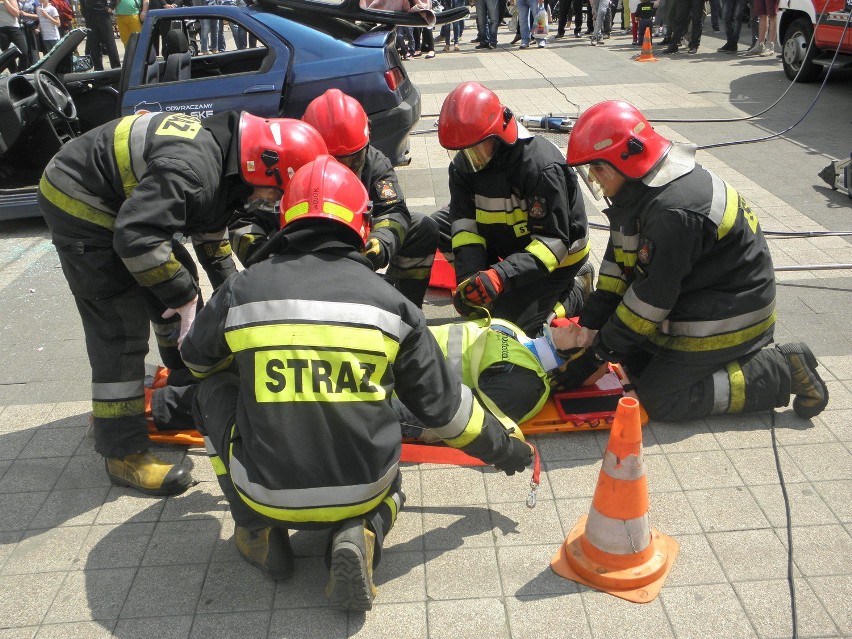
300, 89, 439, 308
181, 156, 533, 609
433, 81, 591, 335
556, 100, 829, 421
38, 111, 324, 496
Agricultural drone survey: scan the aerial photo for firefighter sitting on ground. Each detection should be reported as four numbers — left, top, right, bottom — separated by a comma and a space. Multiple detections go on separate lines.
180, 156, 535, 610
433, 81, 593, 335
38, 111, 322, 496
231, 88, 440, 309
554, 100, 829, 421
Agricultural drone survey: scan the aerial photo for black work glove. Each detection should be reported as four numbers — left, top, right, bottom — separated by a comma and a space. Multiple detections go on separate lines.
549, 347, 606, 393
490, 437, 534, 476
362, 237, 389, 271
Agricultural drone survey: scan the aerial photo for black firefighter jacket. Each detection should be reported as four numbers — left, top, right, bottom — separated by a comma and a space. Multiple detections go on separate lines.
447, 135, 589, 289
180, 233, 511, 524
580, 163, 776, 366
39, 111, 249, 308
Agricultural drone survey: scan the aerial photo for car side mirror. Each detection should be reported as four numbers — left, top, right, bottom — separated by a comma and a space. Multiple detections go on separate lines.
72, 55, 94, 73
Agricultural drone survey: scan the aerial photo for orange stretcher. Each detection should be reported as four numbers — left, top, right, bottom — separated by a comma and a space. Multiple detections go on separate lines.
145, 365, 646, 453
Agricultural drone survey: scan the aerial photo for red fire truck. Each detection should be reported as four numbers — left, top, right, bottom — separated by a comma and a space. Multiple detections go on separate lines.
778, 0, 852, 81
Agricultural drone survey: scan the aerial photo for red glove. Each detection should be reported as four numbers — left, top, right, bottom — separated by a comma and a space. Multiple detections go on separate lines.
457, 269, 504, 307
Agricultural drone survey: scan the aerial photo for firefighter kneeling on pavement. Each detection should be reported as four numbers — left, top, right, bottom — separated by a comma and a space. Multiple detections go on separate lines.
181, 156, 534, 610
553, 100, 829, 421
38, 110, 319, 496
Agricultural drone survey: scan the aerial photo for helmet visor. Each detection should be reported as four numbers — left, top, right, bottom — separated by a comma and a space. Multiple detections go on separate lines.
459, 139, 497, 173
335, 147, 368, 177
576, 164, 605, 201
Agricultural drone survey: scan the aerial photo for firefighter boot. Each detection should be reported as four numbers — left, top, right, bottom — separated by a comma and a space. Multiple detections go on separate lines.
326, 517, 377, 611
574, 262, 596, 305
235, 526, 295, 580
105, 451, 193, 496
776, 343, 829, 418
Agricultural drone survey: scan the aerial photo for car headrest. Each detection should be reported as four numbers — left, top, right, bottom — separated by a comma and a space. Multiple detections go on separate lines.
165, 29, 190, 56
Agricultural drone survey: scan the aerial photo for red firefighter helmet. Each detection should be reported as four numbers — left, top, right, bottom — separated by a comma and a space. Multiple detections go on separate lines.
566, 100, 672, 180
238, 113, 328, 189
437, 81, 518, 150
302, 88, 370, 157
279, 155, 371, 247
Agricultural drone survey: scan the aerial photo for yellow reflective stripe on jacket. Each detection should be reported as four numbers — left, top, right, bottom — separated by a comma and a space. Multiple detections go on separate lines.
598, 273, 628, 296
558, 238, 590, 267
113, 114, 144, 198
373, 218, 406, 235
186, 354, 234, 378
526, 238, 560, 271
615, 302, 659, 337
452, 231, 487, 250
229, 447, 397, 523
475, 207, 528, 227
39, 174, 116, 230
225, 324, 400, 363
651, 311, 776, 352
133, 253, 183, 287
441, 396, 485, 449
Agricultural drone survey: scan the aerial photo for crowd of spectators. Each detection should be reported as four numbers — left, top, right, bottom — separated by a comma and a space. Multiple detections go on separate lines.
398, 0, 780, 59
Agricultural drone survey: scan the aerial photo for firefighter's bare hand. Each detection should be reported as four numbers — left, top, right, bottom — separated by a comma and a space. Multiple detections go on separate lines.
491, 438, 534, 476
162, 295, 198, 347
457, 269, 504, 307
362, 237, 389, 270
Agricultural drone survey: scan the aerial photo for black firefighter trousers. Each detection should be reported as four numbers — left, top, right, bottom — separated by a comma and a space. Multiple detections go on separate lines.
385, 212, 440, 309
191, 373, 403, 565
626, 344, 793, 421
40, 193, 196, 458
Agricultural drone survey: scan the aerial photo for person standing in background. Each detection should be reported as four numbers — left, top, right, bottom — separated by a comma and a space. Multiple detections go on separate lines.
37, 0, 59, 50
114, 0, 145, 45
80, 0, 120, 68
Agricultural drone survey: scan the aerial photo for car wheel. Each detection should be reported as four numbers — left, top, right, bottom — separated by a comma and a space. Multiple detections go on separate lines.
781, 17, 821, 82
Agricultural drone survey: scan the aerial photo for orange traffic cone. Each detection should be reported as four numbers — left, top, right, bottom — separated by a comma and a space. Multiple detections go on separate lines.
551, 396, 678, 603
635, 27, 658, 62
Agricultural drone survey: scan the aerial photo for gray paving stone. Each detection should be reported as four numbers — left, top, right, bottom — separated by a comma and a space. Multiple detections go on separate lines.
708, 414, 773, 449
811, 480, 851, 523
492, 500, 565, 548
188, 610, 270, 639
120, 564, 207, 618
0, 492, 48, 532
726, 445, 806, 485
29, 487, 110, 529
268, 607, 347, 639
583, 589, 675, 638
94, 488, 166, 525
733, 579, 839, 639
0, 405, 55, 432
668, 450, 746, 490
686, 486, 771, 532
749, 482, 841, 528
496, 543, 578, 598
0, 458, 67, 493
808, 574, 852, 637
0, 573, 66, 628
815, 409, 852, 442
787, 525, 852, 577
350, 601, 428, 639
0, 628, 37, 639
34, 621, 114, 638
371, 551, 426, 604
419, 466, 487, 507
648, 490, 702, 536
18, 428, 86, 459
484, 463, 554, 504
273, 557, 334, 609
661, 583, 758, 638
420, 504, 497, 550
43, 568, 135, 623
544, 461, 600, 500
650, 421, 721, 453
427, 598, 509, 639
664, 533, 728, 588
197, 561, 276, 614
0, 430, 37, 462
786, 443, 852, 482
0, 530, 23, 572
505, 595, 591, 639
2, 526, 90, 575
76, 522, 155, 570
707, 528, 792, 582
111, 614, 193, 639
424, 547, 502, 600
54, 455, 112, 490
141, 518, 220, 567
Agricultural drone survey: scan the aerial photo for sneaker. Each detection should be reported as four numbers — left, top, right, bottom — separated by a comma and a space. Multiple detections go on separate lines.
554, 32, 565, 39
443, 43, 450, 52
776, 343, 829, 418
760, 42, 775, 56
235, 526, 295, 580
425, 50, 435, 58
519, 41, 529, 48
105, 451, 193, 496
574, 262, 596, 305
538, 39, 546, 47
741, 41, 764, 56
326, 518, 377, 611
454, 44, 460, 51
688, 46, 698, 54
